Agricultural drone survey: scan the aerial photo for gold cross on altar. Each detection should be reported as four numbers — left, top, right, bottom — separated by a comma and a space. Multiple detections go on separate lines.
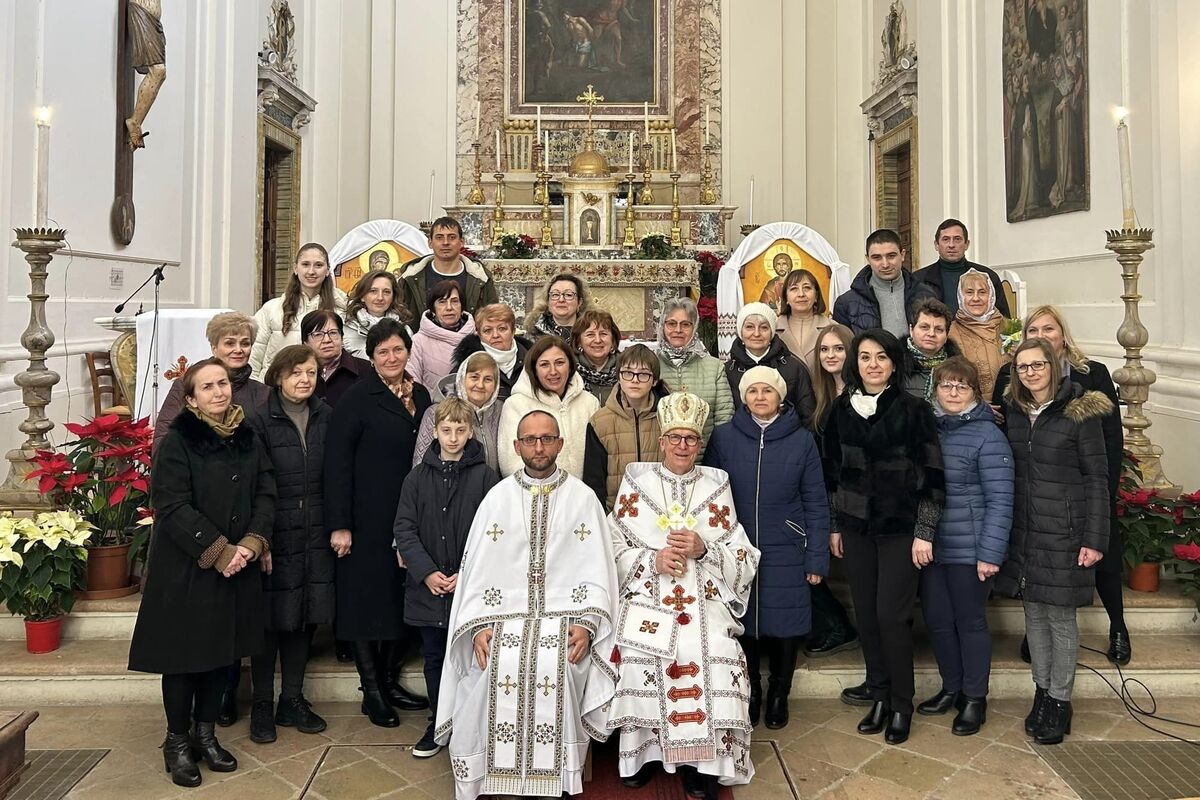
485, 524, 504, 542
498, 675, 517, 695
576, 84, 605, 146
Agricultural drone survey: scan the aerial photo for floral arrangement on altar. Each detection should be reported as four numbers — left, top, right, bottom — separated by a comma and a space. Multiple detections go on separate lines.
694, 251, 725, 355
999, 318, 1024, 354
492, 233, 538, 260
0, 510, 90, 621
638, 234, 685, 261
26, 414, 154, 550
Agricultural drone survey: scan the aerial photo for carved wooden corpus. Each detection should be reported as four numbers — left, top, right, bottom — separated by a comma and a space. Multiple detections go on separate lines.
112, 0, 136, 245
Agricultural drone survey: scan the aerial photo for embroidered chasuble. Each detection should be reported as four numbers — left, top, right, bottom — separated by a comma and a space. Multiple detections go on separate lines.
606, 462, 761, 787
436, 468, 618, 799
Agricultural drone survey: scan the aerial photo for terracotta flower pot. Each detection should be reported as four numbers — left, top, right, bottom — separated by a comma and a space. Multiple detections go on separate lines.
80, 542, 138, 600
1128, 561, 1161, 593
25, 617, 63, 654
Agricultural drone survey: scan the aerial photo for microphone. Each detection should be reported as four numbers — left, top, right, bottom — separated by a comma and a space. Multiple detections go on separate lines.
115, 263, 169, 313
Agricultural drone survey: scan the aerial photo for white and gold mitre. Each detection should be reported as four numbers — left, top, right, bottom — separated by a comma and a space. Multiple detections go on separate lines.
659, 392, 710, 436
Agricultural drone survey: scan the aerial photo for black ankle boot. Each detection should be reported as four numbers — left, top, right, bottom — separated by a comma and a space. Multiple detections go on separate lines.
917, 688, 961, 716
216, 662, 240, 727
952, 696, 987, 736
353, 641, 399, 727
857, 700, 889, 734
249, 700, 276, 744
1107, 631, 1132, 666
1033, 697, 1072, 745
1024, 686, 1048, 735
841, 681, 873, 707
163, 732, 201, 787
764, 682, 790, 730
276, 695, 327, 734
884, 711, 912, 744
190, 722, 237, 772
379, 640, 430, 711
765, 637, 800, 729
748, 678, 762, 726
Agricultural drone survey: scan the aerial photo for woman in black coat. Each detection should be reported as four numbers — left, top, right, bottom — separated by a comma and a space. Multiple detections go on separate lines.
324, 319, 432, 727
821, 329, 944, 746
724, 302, 816, 428
996, 338, 1110, 746
245, 345, 335, 745
991, 305, 1128, 665
128, 359, 275, 788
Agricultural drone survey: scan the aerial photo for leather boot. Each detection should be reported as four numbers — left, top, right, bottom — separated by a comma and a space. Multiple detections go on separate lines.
216, 662, 240, 727
162, 731, 201, 787
765, 637, 800, 729
952, 696, 987, 736
1024, 686, 1048, 735
840, 681, 873, 707
379, 639, 430, 711
884, 711, 912, 745
1033, 697, 1072, 745
856, 700, 889, 735
353, 641, 400, 727
916, 688, 961, 716
190, 722, 237, 772
1107, 631, 1132, 666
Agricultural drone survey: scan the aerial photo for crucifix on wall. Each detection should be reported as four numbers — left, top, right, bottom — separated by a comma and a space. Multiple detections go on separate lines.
111, 0, 167, 245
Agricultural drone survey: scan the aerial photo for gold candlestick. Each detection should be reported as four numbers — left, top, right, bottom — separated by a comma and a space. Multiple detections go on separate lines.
532, 142, 546, 204
669, 172, 682, 246
699, 144, 718, 205
638, 141, 655, 204
466, 142, 485, 205
539, 171, 554, 247
1104, 226, 1177, 493
623, 173, 637, 248
491, 172, 506, 247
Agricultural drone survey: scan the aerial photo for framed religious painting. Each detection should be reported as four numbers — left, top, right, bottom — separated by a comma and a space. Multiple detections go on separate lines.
507, 0, 672, 119
1002, 0, 1090, 222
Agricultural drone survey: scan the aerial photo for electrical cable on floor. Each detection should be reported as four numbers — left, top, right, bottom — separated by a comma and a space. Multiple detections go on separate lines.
1076, 643, 1200, 746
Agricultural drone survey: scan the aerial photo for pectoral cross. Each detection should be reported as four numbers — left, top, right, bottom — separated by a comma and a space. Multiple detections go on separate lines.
657, 502, 696, 532
485, 524, 504, 542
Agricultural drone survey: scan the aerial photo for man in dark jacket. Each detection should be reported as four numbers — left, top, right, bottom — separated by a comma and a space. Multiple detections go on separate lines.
393, 400, 499, 760
911, 219, 1011, 317
833, 229, 936, 336
397, 216, 499, 315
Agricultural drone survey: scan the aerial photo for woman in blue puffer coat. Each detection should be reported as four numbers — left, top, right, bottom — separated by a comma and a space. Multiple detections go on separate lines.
704, 365, 830, 731
913, 356, 1013, 736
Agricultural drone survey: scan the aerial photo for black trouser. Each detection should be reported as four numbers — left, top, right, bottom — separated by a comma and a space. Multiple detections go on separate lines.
739, 634, 801, 691
808, 580, 855, 640
418, 626, 449, 719
163, 668, 227, 734
842, 530, 919, 714
920, 563, 992, 698
250, 627, 315, 703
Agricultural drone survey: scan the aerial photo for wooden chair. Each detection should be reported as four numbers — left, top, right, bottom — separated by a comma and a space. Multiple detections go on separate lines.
84, 351, 131, 420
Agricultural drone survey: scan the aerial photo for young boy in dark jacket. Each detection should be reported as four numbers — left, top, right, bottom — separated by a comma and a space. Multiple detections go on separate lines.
393, 398, 499, 758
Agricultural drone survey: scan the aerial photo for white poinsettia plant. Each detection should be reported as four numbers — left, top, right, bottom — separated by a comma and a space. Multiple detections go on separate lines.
0, 510, 90, 621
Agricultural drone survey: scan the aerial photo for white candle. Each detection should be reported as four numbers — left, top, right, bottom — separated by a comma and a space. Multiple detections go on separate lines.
644, 102, 649, 141
35, 106, 50, 227
749, 176, 755, 224
427, 170, 435, 221
705, 104, 710, 146
474, 100, 480, 141
536, 105, 541, 139
495, 129, 502, 172
1115, 109, 1137, 228
544, 131, 549, 172
670, 128, 677, 173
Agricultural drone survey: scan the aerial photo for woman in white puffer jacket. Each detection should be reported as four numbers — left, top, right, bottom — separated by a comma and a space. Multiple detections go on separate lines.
250, 242, 347, 380
497, 335, 599, 478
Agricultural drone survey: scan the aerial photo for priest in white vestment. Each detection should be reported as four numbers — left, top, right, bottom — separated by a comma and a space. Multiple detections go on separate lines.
436, 409, 618, 799
606, 392, 761, 799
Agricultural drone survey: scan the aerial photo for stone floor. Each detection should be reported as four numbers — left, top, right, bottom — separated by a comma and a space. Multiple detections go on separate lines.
6, 696, 1200, 799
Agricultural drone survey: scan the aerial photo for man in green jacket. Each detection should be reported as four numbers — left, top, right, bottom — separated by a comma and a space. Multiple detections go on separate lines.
397, 216, 499, 316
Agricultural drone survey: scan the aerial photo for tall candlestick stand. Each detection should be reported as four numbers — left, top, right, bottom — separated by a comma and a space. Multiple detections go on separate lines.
669, 172, 683, 246
0, 227, 66, 510
623, 173, 637, 249
1104, 226, 1177, 493
466, 142, 486, 205
538, 171, 554, 247
638, 142, 655, 205
532, 141, 546, 204
699, 144, 718, 205
491, 172, 506, 247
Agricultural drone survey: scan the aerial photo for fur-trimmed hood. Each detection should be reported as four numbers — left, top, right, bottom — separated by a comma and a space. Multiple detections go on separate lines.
1003, 373, 1114, 423
168, 405, 257, 454
398, 253, 492, 284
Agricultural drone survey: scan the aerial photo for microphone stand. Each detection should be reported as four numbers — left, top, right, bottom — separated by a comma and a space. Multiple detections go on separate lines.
117, 264, 167, 423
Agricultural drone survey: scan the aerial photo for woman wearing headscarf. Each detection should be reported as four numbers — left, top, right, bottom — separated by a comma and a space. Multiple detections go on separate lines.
656, 297, 734, 454
724, 302, 816, 428
412, 351, 504, 473
948, 268, 1010, 402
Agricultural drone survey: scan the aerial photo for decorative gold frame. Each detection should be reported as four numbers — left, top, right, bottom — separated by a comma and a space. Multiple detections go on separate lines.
255, 114, 304, 306
872, 116, 919, 267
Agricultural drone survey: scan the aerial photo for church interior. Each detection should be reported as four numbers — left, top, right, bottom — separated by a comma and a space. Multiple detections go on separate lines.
2, 0, 1200, 798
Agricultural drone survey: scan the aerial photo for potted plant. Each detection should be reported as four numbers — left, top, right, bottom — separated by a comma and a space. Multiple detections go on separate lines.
1117, 453, 1175, 592
0, 511, 91, 653
1169, 491, 1200, 616
694, 251, 724, 356
493, 233, 538, 259
27, 413, 152, 598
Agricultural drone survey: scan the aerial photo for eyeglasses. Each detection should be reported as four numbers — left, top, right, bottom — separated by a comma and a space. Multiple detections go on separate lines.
1015, 360, 1050, 374
310, 329, 342, 341
517, 435, 561, 447
619, 370, 654, 383
664, 433, 701, 447
937, 382, 972, 394
548, 291, 577, 301
664, 320, 695, 330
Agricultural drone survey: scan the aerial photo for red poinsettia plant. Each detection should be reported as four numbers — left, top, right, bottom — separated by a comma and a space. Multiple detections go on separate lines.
27, 414, 153, 548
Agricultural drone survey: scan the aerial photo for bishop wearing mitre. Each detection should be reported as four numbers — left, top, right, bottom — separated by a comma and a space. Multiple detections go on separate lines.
606, 392, 761, 799
435, 409, 618, 799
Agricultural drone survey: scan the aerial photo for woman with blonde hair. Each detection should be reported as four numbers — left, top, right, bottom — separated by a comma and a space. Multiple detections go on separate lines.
948, 269, 1009, 401
342, 269, 412, 358
991, 305, 1128, 666
775, 268, 832, 375
250, 243, 348, 380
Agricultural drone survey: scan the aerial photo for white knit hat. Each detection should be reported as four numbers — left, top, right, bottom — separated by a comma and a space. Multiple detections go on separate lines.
735, 302, 778, 336
739, 365, 787, 404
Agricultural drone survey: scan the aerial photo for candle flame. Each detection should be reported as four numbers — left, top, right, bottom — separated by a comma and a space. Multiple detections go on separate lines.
35, 106, 51, 125
1113, 106, 1130, 124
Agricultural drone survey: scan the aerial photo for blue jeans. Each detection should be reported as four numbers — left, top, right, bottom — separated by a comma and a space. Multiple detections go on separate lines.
920, 563, 992, 699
